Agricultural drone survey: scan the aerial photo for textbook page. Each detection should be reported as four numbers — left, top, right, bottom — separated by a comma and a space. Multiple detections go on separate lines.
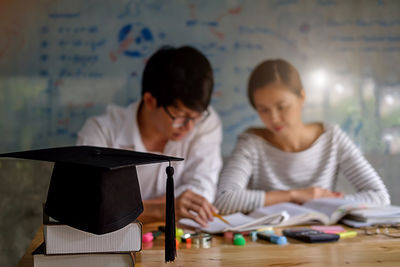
303, 198, 370, 224
179, 213, 254, 233
179, 212, 286, 233
249, 198, 371, 226
248, 202, 330, 225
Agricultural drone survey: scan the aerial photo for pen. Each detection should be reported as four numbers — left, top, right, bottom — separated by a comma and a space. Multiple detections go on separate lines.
213, 212, 232, 226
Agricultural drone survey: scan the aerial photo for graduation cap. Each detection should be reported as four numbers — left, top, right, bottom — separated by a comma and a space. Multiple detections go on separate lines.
0, 145, 182, 262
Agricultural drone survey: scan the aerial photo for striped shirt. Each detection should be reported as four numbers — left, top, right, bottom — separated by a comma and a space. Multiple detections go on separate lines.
215, 124, 390, 214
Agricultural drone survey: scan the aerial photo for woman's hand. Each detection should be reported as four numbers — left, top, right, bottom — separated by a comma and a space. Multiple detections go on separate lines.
175, 189, 218, 227
289, 187, 343, 204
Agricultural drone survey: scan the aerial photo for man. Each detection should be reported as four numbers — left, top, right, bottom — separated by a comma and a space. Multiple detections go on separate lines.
77, 46, 222, 226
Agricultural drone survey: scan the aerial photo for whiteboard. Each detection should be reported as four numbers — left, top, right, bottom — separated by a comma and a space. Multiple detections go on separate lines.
1, 1, 399, 202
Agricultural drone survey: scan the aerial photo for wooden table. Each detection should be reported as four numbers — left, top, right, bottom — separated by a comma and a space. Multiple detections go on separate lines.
19, 223, 400, 267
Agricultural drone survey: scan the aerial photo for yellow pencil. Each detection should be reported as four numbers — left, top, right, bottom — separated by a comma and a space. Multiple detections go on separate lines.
213, 212, 232, 226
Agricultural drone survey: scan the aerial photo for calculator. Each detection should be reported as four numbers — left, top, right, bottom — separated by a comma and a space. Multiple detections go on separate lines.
282, 228, 340, 243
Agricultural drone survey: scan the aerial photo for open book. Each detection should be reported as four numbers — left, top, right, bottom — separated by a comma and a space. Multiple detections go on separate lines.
179, 211, 288, 233
250, 198, 373, 226
180, 198, 372, 233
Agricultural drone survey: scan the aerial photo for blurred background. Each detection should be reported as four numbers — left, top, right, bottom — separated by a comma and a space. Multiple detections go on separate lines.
1, 0, 399, 265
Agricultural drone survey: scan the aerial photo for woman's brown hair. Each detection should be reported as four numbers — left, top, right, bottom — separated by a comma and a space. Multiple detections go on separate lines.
248, 59, 303, 108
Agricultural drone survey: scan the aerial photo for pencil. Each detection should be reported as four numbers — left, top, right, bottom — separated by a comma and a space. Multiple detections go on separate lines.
213, 212, 232, 226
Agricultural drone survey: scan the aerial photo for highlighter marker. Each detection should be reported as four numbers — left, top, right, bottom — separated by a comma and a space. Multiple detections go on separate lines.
256, 226, 274, 232
250, 231, 258, 242
152, 230, 162, 238
257, 231, 287, 245
339, 231, 357, 239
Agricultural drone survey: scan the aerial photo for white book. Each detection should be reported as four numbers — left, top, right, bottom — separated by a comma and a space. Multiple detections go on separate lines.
44, 221, 142, 255
179, 211, 288, 233
33, 243, 135, 267
180, 198, 374, 233
251, 198, 374, 226
345, 205, 400, 224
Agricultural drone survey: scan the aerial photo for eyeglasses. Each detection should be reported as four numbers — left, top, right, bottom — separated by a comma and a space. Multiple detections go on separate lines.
163, 106, 210, 128
361, 224, 400, 238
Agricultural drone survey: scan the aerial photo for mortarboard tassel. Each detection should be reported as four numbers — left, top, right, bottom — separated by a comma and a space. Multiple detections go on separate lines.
165, 163, 176, 262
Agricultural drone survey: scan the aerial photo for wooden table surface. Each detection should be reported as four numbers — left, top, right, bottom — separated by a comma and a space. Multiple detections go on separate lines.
19, 223, 400, 267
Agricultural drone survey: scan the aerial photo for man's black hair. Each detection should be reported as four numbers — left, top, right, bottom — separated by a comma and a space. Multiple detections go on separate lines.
141, 45, 213, 113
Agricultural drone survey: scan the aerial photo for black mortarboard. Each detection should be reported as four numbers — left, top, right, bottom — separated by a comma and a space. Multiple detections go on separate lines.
0, 146, 182, 261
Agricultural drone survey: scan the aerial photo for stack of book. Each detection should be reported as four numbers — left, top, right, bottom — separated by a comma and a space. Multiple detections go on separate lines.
343, 205, 400, 226
33, 212, 142, 267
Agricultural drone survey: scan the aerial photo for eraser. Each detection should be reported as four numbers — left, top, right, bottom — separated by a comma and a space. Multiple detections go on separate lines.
224, 232, 234, 240
142, 232, 154, 243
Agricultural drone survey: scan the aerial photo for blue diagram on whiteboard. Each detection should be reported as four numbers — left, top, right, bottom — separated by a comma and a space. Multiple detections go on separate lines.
109, 24, 154, 61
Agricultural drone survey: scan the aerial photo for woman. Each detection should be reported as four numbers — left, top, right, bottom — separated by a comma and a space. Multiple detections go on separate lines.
215, 59, 390, 214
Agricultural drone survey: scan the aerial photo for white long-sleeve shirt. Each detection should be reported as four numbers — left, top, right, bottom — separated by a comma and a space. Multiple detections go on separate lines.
77, 101, 223, 202
215, 124, 390, 214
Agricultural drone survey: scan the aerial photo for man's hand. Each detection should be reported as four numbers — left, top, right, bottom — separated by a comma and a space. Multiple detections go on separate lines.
175, 189, 217, 227
290, 186, 343, 204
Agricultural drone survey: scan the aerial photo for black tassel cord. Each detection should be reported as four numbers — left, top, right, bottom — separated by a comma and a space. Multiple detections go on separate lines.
165, 163, 176, 262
